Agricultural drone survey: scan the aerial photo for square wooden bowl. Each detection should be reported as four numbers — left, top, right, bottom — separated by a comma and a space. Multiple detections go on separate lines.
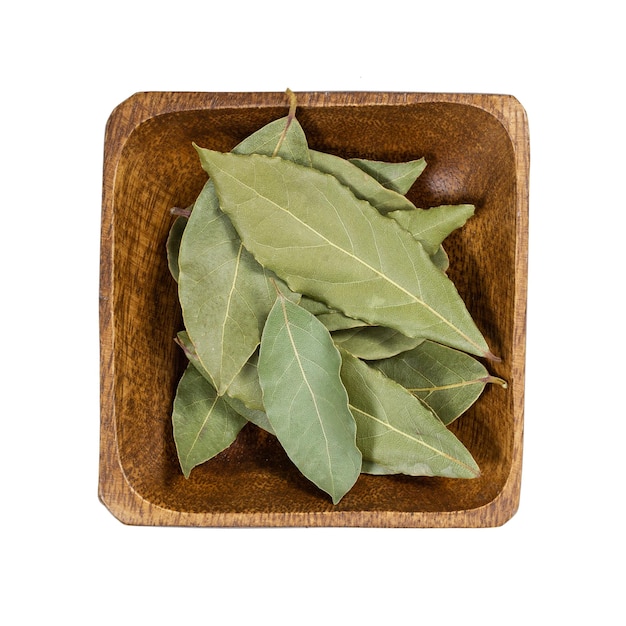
99, 91, 529, 527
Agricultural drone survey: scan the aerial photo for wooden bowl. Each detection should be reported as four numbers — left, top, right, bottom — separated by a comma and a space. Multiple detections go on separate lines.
99, 92, 529, 527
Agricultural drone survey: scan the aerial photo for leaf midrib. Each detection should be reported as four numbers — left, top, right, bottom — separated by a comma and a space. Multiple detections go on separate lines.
185, 395, 220, 467
348, 403, 479, 477
218, 243, 244, 392
408, 379, 485, 392
280, 297, 335, 492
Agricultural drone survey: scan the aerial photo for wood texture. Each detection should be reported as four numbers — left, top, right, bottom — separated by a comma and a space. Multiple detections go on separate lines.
99, 91, 529, 527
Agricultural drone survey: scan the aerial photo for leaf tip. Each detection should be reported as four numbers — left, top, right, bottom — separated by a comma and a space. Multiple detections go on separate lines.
192, 142, 206, 163
464, 456, 481, 479
173, 335, 193, 360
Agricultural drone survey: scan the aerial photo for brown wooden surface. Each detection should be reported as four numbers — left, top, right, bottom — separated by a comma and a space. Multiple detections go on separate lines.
99, 91, 529, 527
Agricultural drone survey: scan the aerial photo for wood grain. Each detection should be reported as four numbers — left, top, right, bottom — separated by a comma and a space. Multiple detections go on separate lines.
99, 91, 529, 527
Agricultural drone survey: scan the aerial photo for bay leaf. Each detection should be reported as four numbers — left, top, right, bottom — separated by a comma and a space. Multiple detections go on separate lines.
165, 215, 188, 282
332, 326, 424, 360
220, 350, 276, 435
233, 117, 311, 167
373, 340, 507, 425
386, 204, 475, 257
338, 348, 480, 478
195, 149, 494, 359
309, 149, 417, 213
172, 363, 247, 478
177, 180, 284, 394
221, 394, 274, 435
309, 151, 444, 274
175, 331, 274, 434
430, 245, 450, 273
177, 99, 310, 394
258, 294, 361, 504
349, 156, 427, 194
310, 150, 446, 271
360, 460, 398, 475
300, 296, 369, 331
223, 350, 264, 413
174, 330, 197, 362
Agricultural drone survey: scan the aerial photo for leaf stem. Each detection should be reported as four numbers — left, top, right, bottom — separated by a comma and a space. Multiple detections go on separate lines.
170, 206, 191, 218
482, 375, 508, 389
272, 88, 298, 157
173, 336, 194, 360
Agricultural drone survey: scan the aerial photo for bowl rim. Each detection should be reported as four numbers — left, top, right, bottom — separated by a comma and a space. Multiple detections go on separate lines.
99, 91, 529, 527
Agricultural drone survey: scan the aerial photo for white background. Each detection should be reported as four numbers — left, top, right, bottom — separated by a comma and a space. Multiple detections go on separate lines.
2, 1, 623, 623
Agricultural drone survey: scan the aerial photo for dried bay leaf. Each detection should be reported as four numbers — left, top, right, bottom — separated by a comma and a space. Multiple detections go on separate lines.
195, 149, 494, 359
308, 151, 447, 275
338, 349, 480, 478
175, 331, 274, 434
309, 149, 417, 213
168, 103, 308, 287
332, 326, 424, 360
223, 350, 264, 413
348, 157, 427, 195
233, 116, 311, 167
299, 296, 369, 331
308, 151, 452, 276
177, 180, 282, 394
373, 340, 507, 425
430, 245, 450, 273
221, 394, 274, 435
387, 204, 475, 257
172, 363, 247, 478
171, 103, 313, 467
360, 460, 399, 475
177, 107, 307, 395
221, 351, 275, 434
166, 215, 187, 282
258, 295, 361, 504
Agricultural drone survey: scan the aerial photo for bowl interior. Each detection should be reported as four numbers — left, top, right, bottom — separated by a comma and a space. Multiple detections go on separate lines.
110, 99, 517, 516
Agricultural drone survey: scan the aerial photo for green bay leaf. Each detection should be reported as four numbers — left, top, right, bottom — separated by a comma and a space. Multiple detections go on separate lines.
172, 363, 247, 478
196, 149, 493, 359
338, 349, 480, 478
373, 340, 507, 425
258, 296, 361, 504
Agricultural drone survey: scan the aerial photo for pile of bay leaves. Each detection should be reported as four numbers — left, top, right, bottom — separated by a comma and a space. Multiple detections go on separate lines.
166, 93, 506, 504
